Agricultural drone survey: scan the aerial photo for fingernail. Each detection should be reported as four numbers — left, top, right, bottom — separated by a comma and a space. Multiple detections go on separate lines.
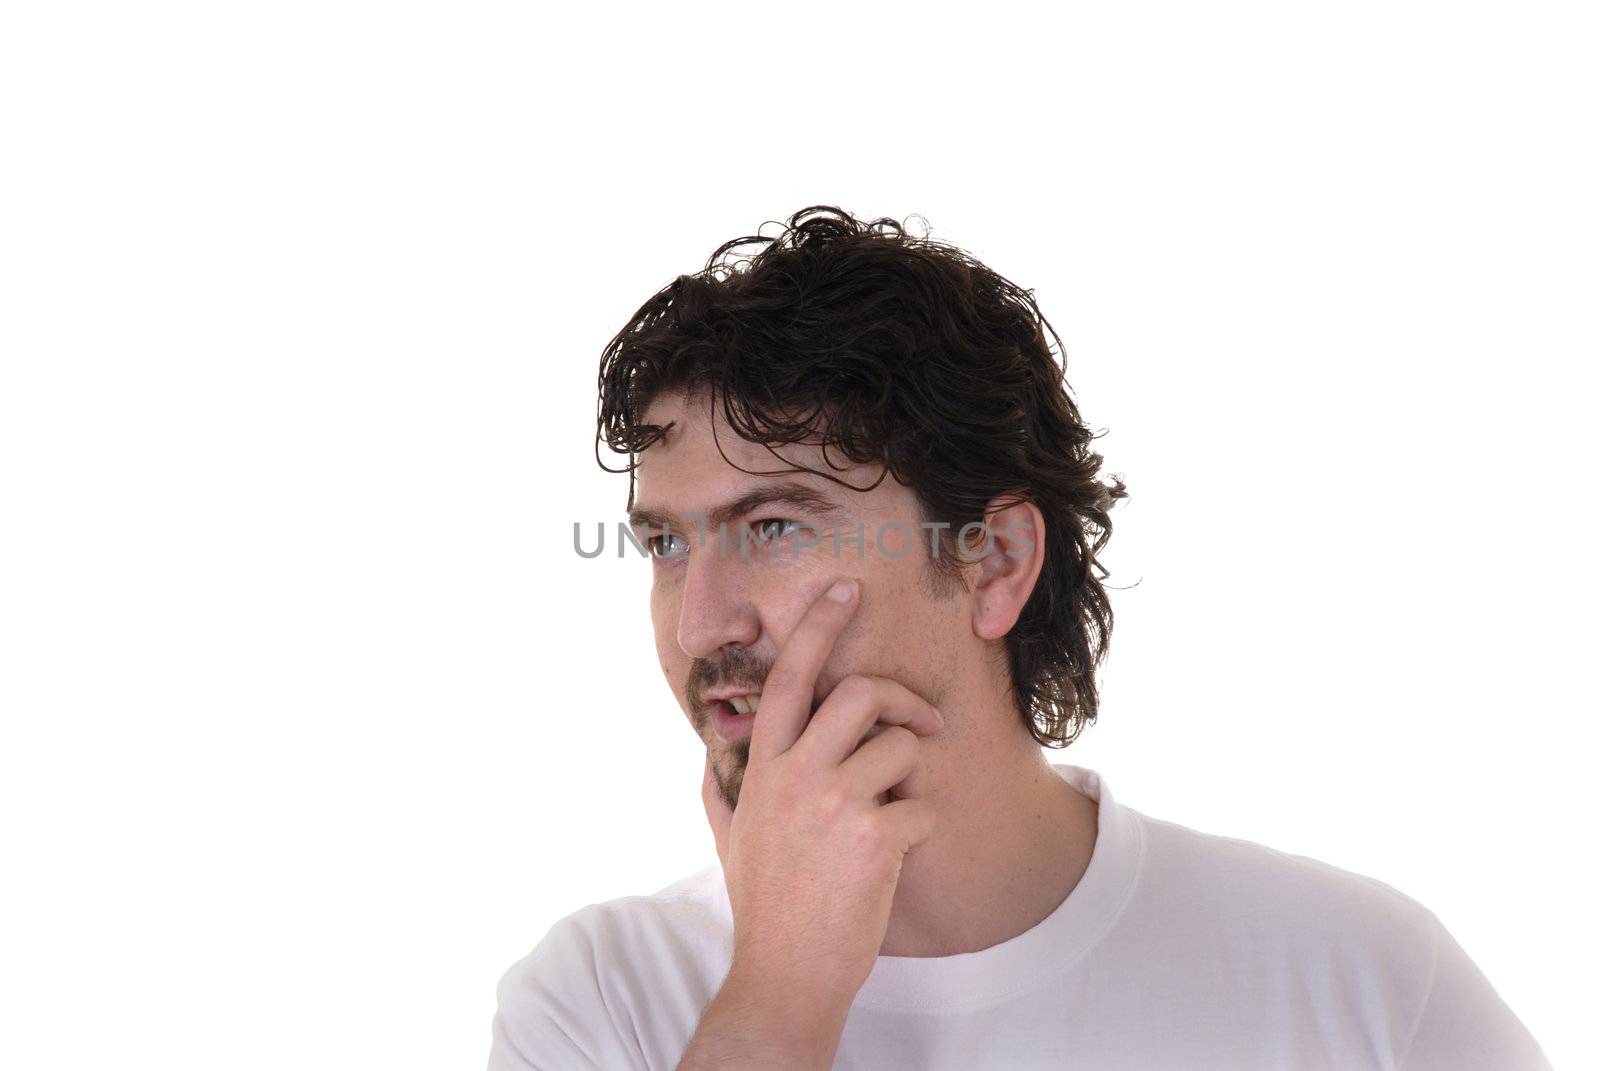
827, 578, 857, 603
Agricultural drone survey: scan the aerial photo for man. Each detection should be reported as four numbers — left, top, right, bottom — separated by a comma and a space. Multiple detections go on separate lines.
488, 206, 1549, 1069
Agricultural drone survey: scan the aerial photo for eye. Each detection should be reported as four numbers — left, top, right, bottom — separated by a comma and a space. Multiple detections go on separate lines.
646, 531, 689, 559
749, 517, 799, 545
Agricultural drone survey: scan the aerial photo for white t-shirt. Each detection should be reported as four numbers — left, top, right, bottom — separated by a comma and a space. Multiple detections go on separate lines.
488, 764, 1549, 1070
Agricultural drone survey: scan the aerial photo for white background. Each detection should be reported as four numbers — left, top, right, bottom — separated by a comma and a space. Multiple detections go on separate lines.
2, 2, 1594, 1068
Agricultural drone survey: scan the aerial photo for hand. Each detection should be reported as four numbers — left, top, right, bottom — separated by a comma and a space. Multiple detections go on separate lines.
699, 576, 945, 1015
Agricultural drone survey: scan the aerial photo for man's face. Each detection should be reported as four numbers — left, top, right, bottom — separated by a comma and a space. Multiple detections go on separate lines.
630, 389, 969, 810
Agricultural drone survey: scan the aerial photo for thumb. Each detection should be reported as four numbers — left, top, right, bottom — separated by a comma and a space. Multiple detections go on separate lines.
700, 753, 733, 868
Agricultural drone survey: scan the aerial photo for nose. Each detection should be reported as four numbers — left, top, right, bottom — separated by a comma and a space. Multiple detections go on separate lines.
676, 535, 760, 660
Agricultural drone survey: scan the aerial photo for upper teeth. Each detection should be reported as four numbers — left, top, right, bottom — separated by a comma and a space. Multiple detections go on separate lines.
728, 694, 762, 715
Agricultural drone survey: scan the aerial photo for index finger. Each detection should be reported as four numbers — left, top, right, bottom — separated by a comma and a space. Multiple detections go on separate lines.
748, 577, 859, 764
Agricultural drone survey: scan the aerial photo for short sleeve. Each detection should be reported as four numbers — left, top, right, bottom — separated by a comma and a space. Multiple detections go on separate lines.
1398, 911, 1551, 1071
486, 911, 646, 1071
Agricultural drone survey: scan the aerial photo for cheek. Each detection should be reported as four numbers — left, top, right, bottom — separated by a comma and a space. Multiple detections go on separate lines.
650, 581, 680, 677
853, 563, 964, 687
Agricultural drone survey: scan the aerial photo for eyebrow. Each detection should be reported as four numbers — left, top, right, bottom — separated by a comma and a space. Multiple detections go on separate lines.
628, 480, 851, 534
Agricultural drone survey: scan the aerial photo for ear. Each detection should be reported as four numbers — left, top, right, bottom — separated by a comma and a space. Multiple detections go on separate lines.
966, 495, 1045, 642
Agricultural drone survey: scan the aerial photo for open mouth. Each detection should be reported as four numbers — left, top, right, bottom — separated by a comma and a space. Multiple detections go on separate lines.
724, 693, 761, 715
711, 693, 762, 742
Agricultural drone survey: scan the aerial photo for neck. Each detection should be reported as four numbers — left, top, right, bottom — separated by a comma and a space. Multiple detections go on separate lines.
877, 731, 1099, 958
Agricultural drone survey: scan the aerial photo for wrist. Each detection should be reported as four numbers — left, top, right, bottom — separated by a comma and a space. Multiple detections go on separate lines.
684, 964, 853, 1069
724, 960, 855, 1027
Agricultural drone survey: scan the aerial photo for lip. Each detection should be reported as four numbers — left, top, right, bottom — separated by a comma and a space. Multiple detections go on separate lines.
710, 699, 756, 743
702, 685, 763, 704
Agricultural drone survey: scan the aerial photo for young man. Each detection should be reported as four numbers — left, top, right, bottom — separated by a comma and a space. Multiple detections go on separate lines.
488, 206, 1549, 1069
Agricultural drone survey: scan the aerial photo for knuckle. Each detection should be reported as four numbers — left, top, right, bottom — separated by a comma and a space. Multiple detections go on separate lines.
877, 725, 917, 760
816, 783, 847, 820
831, 674, 873, 706
771, 765, 806, 806
849, 814, 889, 857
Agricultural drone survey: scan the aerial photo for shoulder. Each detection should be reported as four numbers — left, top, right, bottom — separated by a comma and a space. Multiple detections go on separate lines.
1113, 806, 1548, 1062
488, 864, 731, 1071
1125, 807, 1442, 1028
497, 862, 730, 998
1398, 905, 1552, 1069
1125, 809, 1549, 1066
1133, 807, 1439, 943
530, 864, 726, 955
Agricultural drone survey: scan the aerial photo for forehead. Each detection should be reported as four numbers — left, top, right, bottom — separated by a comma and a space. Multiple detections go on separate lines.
633, 389, 882, 509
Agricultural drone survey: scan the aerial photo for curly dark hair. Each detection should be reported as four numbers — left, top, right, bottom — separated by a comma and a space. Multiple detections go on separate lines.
595, 205, 1128, 748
